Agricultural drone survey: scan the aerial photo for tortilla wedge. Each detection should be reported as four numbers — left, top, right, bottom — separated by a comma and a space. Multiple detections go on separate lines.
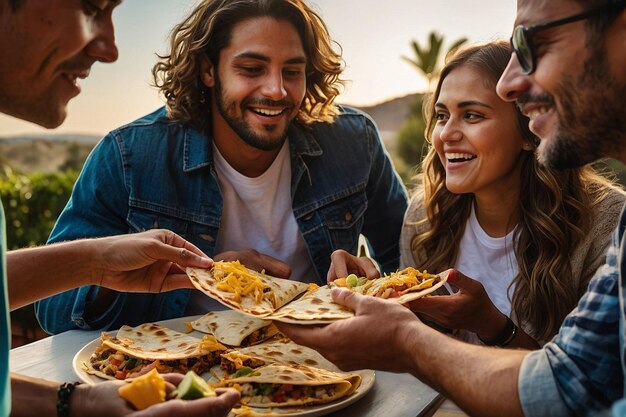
186, 261, 309, 317
217, 338, 342, 379
218, 363, 361, 408
84, 323, 227, 380
268, 269, 450, 324
188, 310, 280, 347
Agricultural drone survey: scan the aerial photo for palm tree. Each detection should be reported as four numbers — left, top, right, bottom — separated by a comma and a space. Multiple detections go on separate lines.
402, 31, 468, 92
394, 32, 468, 176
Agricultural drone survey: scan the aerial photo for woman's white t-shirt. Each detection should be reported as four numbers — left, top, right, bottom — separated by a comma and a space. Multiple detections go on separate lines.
453, 205, 518, 343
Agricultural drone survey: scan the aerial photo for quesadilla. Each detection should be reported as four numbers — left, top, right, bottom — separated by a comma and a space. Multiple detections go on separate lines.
356, 267, 450, 304
186, 261, 309, 317
187, 310, 280, 347
269, 268, 450, 324
218, 338, 341, 378
86, 323, 228, 380
218, 363, 361, 407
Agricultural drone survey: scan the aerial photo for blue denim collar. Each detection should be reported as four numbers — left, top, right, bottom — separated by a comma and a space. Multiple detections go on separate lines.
181, 119, 325, 173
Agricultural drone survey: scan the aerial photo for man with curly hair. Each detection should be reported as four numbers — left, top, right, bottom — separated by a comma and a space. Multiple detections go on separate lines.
36, 0, 408, 334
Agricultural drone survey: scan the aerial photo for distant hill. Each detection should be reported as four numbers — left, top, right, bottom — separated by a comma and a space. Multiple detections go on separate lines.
347, 93, 420, 152
0, 94, 418, 174
348, 93, 420, 132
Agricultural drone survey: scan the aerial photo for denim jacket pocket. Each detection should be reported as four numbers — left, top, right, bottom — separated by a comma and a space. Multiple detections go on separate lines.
318, 191, 368, 252
127, 207, 218, 255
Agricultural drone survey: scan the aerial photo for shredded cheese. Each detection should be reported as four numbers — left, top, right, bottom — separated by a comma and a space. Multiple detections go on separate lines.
212, 260, 275, 305
198, 335, 227, 352
368, 267, 438, 296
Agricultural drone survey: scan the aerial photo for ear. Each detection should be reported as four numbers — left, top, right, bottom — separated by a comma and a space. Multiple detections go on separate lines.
200, 54, 215, 88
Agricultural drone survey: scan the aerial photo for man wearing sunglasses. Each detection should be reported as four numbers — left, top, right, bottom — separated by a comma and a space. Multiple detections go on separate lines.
277, 1, 626, 416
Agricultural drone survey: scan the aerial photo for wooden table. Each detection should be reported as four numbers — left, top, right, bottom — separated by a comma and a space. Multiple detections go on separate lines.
10, 321, 443, 417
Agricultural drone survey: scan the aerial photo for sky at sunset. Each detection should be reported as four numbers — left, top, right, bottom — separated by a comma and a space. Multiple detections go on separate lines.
0, 0, 516, 137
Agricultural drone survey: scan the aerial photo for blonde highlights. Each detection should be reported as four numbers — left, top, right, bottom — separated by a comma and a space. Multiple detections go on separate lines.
152, 0, 344, 133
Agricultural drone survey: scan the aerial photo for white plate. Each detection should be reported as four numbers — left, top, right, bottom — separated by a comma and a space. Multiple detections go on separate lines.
72, 316, 375, 417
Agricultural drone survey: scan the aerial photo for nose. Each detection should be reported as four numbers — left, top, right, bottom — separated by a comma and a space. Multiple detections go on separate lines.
85, 12, 119, 63
437, 119, 463, 143
496, 52, 528, 103
261, 71, 287, 100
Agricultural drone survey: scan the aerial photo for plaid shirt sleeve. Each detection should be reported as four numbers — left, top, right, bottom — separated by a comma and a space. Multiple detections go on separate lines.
519, 209, 626, 417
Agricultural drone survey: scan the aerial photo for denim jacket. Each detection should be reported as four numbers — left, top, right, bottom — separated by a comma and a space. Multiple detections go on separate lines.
35, 106, 408, 334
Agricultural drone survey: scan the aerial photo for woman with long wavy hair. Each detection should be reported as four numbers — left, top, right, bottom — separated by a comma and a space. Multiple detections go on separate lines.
328, 40, 626, 348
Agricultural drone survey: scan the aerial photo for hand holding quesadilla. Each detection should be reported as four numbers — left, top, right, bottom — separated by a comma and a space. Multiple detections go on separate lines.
268, 268, 449, 324
187, 261, 309, 316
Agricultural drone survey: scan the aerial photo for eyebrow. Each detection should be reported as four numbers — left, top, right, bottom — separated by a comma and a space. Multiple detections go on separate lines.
234, 52, 307, 65
435, 100, 493, 110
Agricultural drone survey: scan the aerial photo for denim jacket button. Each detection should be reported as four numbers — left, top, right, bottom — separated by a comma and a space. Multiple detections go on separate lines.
199, 234, 214, 242
344, 211, 353, 222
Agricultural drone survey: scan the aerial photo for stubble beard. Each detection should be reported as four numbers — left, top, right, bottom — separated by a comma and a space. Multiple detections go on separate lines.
539, 38, 626, 169
213, 74, 294, 152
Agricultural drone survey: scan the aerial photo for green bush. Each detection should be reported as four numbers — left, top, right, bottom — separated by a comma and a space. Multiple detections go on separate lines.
0, 168, 78, 249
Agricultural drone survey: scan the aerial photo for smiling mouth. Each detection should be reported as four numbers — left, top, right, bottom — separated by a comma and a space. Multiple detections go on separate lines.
523, 106, 551, 121
446, 152, 477, 163
250, 107, 286, 117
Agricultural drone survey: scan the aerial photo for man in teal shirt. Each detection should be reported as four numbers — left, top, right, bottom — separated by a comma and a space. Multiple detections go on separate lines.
0, 1, 238, 416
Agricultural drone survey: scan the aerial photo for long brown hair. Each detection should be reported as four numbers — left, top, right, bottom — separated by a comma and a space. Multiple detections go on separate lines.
152, 0, 345, 133
411, 40, 618, 340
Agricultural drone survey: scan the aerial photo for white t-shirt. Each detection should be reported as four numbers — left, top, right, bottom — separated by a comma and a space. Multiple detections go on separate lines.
455, 205, 518, 317
186, 141, 316, 314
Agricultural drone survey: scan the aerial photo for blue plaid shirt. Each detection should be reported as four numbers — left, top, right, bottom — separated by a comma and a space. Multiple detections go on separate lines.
519, 207, 626, 416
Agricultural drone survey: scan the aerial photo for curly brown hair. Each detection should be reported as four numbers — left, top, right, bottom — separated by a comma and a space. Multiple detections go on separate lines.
152, 0, 345, 133
410, 40, 621, 341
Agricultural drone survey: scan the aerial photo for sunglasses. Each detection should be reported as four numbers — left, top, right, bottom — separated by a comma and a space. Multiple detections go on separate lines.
510, 0, 626, 74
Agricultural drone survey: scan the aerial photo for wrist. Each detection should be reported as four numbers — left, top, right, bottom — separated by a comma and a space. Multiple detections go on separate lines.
476, 312, 508, 341
58, 381, 82, 417
477, 316, 518, 347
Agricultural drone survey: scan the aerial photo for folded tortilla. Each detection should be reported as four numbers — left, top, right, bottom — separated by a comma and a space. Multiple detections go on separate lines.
269, 268, 450, 324
188, 310, 279, 347
217, 338, 341, 379
219, 363, 361, 407
186, 261, 309, 317
85, 323, 227, 380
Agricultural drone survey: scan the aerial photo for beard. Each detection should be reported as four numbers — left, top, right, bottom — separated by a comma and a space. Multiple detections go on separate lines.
535, 39, 626, 169
213, 73, 296, 151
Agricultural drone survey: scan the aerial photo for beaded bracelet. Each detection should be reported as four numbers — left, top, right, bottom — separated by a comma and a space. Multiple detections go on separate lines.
477, 316, 518, 347
57, 381, 81, 417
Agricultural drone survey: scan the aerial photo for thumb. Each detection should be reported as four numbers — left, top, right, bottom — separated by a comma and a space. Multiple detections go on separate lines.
330, 287, 363, 310
445, 269, 477, 291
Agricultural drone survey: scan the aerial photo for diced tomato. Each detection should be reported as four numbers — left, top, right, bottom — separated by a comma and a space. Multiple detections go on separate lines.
276, 384, 293, 394
389, 289, 400, 298
291, 389, 303, 400
109, 358, 122, 367
271, 392, 287, 403
114, 369, 128, 380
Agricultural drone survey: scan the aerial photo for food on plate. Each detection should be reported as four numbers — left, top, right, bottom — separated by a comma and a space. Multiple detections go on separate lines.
118, 368, 166, 410
218, 338, 341, 378
186, 261, 309, 316
86, 323, 227, 380
218, 363, 361, 407
187, 310, 279, 347
171, 370, 216, 400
